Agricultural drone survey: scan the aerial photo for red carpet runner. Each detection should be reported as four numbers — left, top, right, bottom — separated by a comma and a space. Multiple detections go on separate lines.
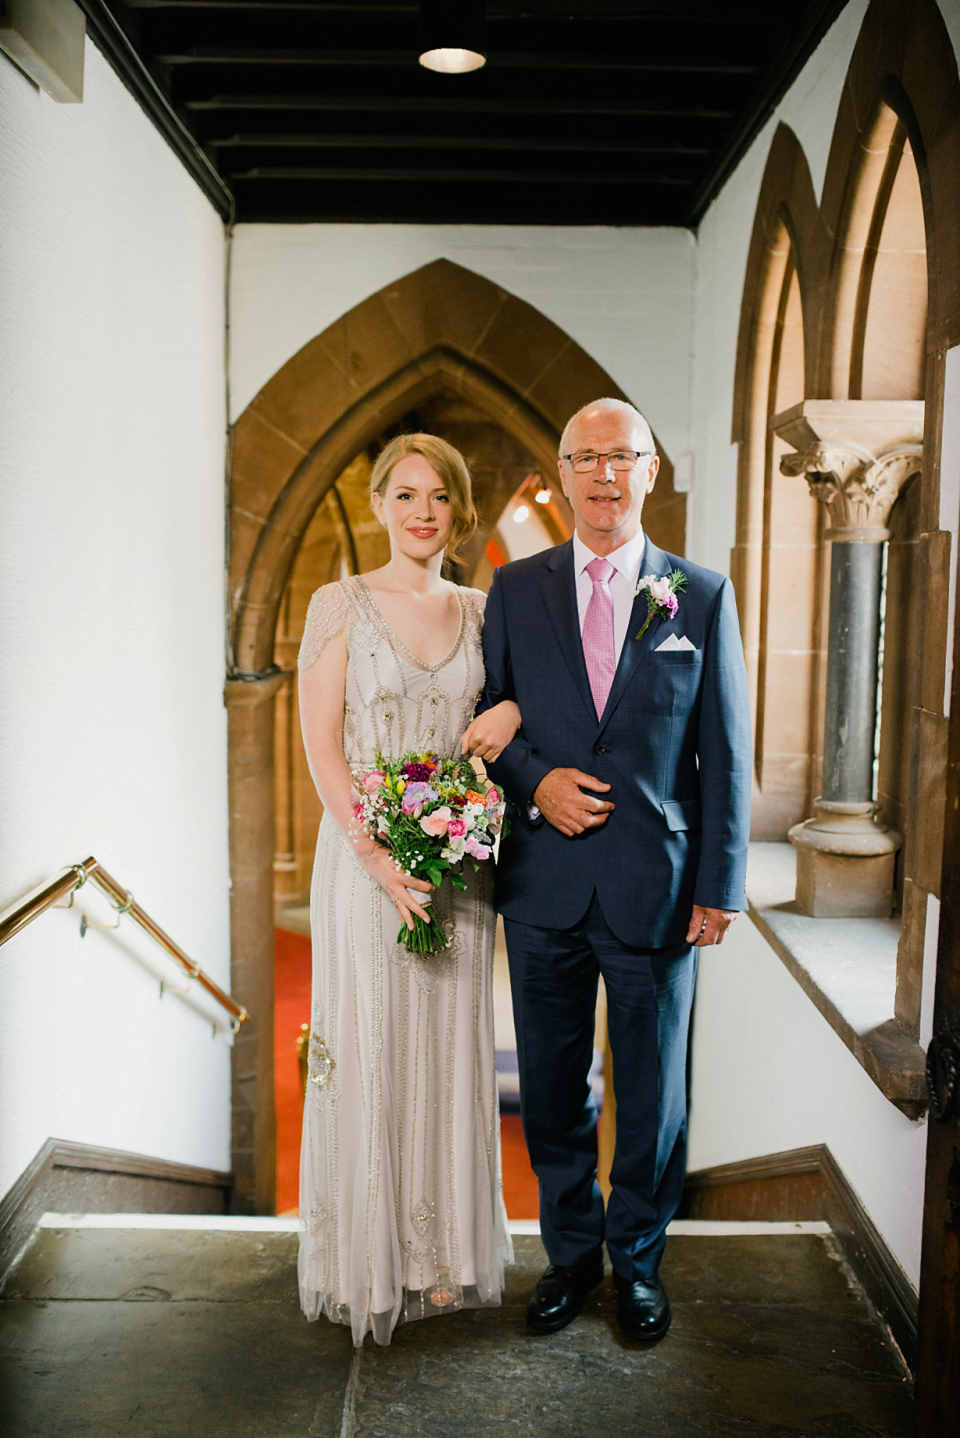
275, 927, 538, 1219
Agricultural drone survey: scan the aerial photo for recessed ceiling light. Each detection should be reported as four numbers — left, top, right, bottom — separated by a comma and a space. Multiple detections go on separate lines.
419, 0, 486, 74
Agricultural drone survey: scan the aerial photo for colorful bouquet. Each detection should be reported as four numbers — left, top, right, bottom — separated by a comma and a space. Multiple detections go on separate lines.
352, 751, 507, 955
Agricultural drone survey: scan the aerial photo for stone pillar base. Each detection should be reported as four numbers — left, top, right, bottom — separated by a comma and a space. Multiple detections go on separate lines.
788, 800, 902, 919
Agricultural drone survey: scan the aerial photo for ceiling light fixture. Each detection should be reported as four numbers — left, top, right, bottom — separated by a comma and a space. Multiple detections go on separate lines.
513, 504, 530, 524
419, 0, 487, 74
535, 485, 551, 505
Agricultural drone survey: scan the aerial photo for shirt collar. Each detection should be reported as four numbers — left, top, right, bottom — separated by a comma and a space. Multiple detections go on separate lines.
573, 528, 646, 585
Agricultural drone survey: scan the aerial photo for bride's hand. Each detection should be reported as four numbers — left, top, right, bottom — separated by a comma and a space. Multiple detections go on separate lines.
359, 843, 434, 930
461, 700, 522, 762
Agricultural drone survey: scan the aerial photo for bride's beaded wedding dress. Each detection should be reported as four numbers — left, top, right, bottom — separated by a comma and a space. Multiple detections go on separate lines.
297, 575, 512, 1347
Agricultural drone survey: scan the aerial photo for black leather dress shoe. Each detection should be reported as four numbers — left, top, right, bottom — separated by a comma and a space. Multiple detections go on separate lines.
613, 1272, 671, 1341
526, 1251, 604, 1333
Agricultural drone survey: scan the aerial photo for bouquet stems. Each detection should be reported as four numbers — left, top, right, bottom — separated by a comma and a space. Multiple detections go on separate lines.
397, 907, 450, 954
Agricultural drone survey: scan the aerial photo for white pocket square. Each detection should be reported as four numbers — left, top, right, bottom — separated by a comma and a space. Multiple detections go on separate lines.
655, 634, 696, 652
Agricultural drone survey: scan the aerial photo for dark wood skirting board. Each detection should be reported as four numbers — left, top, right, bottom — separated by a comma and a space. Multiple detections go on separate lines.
0, 1138, 231, 1285
681, 1144, 919, 1372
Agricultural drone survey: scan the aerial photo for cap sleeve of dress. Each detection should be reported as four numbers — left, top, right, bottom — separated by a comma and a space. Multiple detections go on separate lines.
460, 586, 487, 632
298, 582, 349, 674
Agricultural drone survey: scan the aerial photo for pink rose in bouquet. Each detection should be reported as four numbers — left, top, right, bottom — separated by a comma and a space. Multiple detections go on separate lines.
420, 807, 452, 838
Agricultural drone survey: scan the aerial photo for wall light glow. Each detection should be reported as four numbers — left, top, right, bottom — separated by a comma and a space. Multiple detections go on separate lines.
513, 504, 530, 523
419, 47, 486, 72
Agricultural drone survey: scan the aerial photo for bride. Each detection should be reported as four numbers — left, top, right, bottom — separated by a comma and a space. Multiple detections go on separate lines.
297, 432, 521, 1346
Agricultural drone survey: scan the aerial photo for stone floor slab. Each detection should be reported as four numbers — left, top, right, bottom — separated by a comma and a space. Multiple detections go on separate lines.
0, 1225, 912, 1437
0, 1298, 352, 1438
3, 1228, 300, 1304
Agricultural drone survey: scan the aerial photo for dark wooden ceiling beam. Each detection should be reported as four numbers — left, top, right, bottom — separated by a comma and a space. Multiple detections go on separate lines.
226, 182, 690, 226
207, 132, 712, 154
225, 165, 695, 184
156, 50, 761, 75
169, 60, 749, 105
184, 94, 736, 117
194, 103, 719, 137
136, 4, 780, 62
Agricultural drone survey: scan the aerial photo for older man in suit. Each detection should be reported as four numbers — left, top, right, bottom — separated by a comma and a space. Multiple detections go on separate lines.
480, 398, 751, 1341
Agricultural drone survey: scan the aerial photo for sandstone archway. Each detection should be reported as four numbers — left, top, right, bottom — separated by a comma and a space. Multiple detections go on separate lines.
225, 258, 684, 1211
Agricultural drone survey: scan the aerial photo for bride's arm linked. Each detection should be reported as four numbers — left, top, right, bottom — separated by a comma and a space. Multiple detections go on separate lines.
457, 586, 522, 762
298, 587, 433, 932
460, 699, 521, 762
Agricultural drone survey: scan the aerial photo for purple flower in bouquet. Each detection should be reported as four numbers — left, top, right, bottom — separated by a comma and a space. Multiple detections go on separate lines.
401, 781, 437, 817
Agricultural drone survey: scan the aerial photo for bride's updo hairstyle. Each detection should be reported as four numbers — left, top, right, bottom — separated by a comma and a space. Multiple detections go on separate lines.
370, 433, 478, 561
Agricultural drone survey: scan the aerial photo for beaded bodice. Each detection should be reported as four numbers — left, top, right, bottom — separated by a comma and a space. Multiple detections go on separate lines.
298, 575, 487, 764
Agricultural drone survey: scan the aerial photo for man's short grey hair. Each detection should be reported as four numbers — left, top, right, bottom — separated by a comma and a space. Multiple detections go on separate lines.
559, 398, 655, 459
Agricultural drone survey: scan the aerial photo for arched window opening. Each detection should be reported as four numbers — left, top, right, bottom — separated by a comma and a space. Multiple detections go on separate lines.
841, 112, 928, 913
850, 126, 927, 401
755, 259, 824, 838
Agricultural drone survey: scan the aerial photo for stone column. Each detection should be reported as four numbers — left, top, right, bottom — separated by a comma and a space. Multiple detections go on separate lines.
772, 401, 924, 918
225, 668, 286, 1214
272, 670, 299, 893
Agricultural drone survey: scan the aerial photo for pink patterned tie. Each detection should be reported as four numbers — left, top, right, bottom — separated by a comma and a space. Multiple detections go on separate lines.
582, 556, 617, 718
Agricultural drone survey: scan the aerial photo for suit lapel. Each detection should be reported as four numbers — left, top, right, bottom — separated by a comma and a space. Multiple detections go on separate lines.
539, 542, 596, 721
598, 540, 674, 730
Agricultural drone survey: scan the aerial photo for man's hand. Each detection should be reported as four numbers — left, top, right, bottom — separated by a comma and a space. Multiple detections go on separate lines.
533, 768, 614, 837
686, 905, 739, 947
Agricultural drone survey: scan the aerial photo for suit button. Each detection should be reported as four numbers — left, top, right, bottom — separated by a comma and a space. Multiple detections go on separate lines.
593, 743, 606, 756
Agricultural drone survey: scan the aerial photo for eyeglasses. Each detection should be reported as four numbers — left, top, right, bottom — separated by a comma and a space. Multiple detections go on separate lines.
561, 449, 653, 474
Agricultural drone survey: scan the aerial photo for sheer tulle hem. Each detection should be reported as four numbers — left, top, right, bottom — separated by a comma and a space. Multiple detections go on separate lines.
299, 1280, 505, 1348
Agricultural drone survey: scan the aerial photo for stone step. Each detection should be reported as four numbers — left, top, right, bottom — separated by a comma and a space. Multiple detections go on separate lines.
0, 1217, 913, 1437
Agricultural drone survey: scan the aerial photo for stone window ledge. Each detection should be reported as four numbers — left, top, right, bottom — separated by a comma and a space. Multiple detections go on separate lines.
745, 844, 927, 1119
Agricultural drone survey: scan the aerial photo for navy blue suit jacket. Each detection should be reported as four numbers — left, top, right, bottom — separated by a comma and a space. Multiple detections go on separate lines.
479, 537, 752, 948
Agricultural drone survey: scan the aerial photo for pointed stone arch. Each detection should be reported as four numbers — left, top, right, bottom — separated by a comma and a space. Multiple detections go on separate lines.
225, 258, 683, 1212
819, 0, 960, 370
730, 124, 829, 838
229, 258, 681, 676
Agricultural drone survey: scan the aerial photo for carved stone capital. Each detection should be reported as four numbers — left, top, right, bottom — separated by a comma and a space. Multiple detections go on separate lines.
779, 444, 923, 539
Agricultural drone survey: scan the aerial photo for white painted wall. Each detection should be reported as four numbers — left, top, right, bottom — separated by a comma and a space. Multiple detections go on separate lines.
688, 915, 928, 1288
0, 40, 231, 1200
229, 224, 696, 470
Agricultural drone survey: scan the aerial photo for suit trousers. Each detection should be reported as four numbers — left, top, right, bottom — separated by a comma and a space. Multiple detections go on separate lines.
504, 894, 696, 1282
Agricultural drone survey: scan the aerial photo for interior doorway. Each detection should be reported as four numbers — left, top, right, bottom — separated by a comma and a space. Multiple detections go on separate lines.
226, 257, 685, 1214
268, 388, 673, 1218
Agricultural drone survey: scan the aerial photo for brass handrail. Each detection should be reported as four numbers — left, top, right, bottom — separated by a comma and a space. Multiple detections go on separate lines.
0, 856, 249, 1029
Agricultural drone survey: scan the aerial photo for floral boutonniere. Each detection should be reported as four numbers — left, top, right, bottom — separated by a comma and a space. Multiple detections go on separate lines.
635, 569, 688, 641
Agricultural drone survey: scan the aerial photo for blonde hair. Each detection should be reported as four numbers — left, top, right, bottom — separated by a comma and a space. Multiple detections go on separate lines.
370, 433, 478, 560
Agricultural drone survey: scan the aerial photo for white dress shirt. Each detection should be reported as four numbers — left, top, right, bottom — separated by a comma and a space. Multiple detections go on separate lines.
573, 528, 647, 663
